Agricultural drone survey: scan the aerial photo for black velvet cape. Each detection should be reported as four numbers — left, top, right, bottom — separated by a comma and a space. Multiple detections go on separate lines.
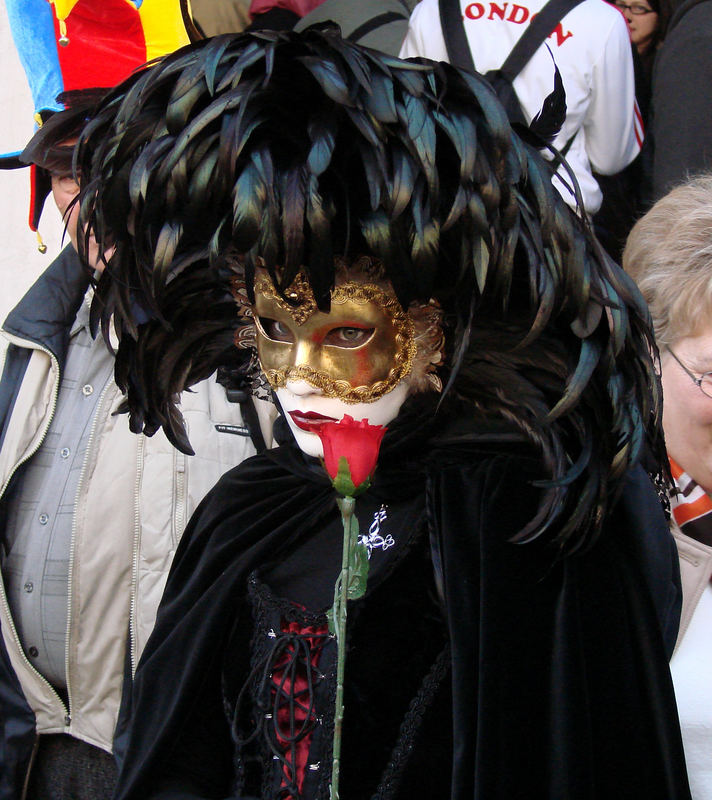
112, 409, 691, 800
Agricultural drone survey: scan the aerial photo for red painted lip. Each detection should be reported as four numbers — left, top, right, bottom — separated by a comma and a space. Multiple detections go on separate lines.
288, 410, 338, 432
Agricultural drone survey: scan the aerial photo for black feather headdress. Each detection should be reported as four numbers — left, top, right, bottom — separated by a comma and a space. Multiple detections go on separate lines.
77, 26, 664, 550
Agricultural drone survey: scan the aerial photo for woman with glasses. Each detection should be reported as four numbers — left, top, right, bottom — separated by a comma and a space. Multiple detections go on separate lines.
624, 173, 712, 800
615, 0, 670, 70
592, 0, 671, 260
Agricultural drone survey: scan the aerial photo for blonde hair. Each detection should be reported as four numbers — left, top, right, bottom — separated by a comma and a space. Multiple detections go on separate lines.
623, 174, 712, 345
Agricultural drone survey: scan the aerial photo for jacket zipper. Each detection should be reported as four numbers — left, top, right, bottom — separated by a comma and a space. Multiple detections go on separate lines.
173, 450, 186, 547
0, 340, 8, 385
129, 436, 145, 676
65, 378, 114, 724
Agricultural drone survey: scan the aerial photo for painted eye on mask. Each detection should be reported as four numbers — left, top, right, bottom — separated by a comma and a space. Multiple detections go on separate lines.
258, 317, 293, 343
257, 317, 375, 349
323, 326, 375, 348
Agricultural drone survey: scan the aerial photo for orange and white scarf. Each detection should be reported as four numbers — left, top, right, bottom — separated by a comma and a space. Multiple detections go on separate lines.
669, 457, 712, 547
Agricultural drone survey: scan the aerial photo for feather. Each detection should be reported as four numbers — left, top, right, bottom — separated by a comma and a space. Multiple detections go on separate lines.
540, 427, 594, 489
525, 63, 567, 145
280, 165, 307, 277
252, 148, 280, 267
158, 87, 250, 185
398, 94, 437, 195
203, 35, 233, 96
432, 109, 477, 182
523, 150, 556, 240
410, 177, 439, 296
390, 61, 428, 100
386, 145, 417, 219
305, 172, 334, 308
185, 135, 221, 212
298, 56, 352, 106
442, 184, 468, 232
220, 83, 263, 175
128, 137, 173, 207
466, 191, 490, 238
438, 289, 476, 403
600, 277, 628, 356
360, 209, 412, 308
152, 221, 184, 295
355, 141, 386, 212
458, 70, 511, 152
472, 236, 490, 295
344, 106, 382, 148
362, 70, 398, 124
321, 32, 372, 97
307, 113, 337, 177
208, 217, 229, 265
232, 157, 266, 251
216, 39, 268, 92
547, 338, 602, 421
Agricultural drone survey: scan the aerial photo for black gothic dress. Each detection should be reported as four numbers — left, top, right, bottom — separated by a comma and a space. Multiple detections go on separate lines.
111, 405, 691, 800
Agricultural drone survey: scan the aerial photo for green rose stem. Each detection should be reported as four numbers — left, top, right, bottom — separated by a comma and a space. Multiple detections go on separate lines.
329, 495, 357, 800
313, 417, 382, 800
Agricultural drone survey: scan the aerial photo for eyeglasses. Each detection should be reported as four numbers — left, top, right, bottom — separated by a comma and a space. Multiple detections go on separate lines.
666, 347, 712, 399
615, 1, 656, 14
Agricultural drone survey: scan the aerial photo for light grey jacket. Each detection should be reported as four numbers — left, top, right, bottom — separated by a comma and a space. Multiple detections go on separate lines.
0, 248, 274, 799
672, 520, 712, 654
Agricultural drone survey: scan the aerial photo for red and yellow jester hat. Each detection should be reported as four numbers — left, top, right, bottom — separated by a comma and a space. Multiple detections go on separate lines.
1, 0, 197, 249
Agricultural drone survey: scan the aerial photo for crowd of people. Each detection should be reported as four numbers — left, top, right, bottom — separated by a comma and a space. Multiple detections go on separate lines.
0, 1, 710, 799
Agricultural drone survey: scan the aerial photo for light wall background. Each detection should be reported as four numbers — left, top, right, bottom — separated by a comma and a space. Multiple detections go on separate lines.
0, 1, 66, 331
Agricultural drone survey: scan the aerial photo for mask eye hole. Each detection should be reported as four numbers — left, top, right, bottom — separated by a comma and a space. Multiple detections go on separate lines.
323, 326, 375, 349
257, 317, 294, 343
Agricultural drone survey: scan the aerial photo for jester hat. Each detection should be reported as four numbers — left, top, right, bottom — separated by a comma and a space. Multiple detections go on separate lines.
0, 0, 196, 246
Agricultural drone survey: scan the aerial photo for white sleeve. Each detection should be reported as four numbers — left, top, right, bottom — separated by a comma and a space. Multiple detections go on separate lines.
398, 0, 449, 61
582, 13, 642, 175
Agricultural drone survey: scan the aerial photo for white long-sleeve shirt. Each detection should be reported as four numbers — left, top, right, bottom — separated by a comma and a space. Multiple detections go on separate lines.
399, 0, 642, 212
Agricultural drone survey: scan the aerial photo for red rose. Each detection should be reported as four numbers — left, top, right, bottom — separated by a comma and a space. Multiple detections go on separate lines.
315, 414, 387, 497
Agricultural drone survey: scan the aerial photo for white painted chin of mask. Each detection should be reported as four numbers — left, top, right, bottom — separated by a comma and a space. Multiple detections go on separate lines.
276, 380, 410, 458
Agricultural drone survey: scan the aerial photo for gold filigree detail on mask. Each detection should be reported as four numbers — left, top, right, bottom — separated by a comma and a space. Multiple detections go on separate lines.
262, 365, 412, 404
409, 299, 445, 394
230, 275, 257, 351
254, 271, 317, 325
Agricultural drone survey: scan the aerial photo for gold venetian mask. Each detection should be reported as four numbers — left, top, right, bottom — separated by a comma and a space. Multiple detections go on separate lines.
253, 271, 416, 403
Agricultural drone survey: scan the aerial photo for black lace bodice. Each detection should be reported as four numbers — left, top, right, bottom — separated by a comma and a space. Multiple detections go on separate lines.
222, 500, 452, 800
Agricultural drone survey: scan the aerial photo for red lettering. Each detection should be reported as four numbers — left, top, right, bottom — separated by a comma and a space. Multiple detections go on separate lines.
464, 3, 485, 18
549, 22, 573, 46
507, 4, 529, 23
463, 2, 570, 39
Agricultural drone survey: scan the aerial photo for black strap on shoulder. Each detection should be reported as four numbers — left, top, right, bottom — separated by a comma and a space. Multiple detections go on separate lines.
237, 395, 268, 454
500, 0, 585, 80
347, 10, 410, 43
439, 0, 585, 79
439, 0, 476, 72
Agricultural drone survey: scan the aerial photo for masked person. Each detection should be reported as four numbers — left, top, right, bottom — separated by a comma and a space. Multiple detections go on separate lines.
75, 27, 690, 800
